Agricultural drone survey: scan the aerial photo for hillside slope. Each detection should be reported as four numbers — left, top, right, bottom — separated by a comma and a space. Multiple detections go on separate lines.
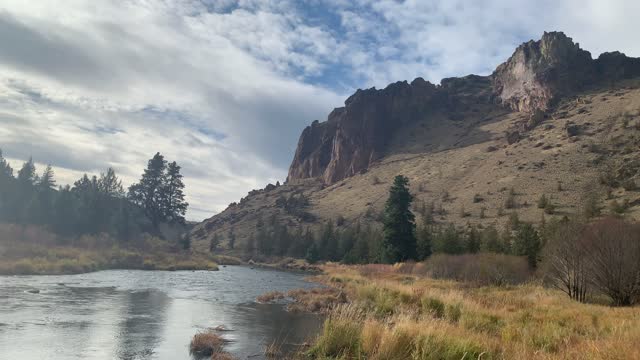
191, 32, 640, 253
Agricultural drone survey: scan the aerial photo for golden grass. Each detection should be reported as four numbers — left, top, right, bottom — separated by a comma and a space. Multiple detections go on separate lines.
0, 225, 219, 275
190, 330, 237, 359
257, 291, 286, 303
305, 264, 640, 360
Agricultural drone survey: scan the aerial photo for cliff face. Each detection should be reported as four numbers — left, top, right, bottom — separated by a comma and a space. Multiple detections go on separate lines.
288, 78, 441, 184
288, 31, 640, 185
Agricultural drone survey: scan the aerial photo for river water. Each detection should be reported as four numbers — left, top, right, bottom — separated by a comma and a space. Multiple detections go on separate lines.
0, 266, 322, 359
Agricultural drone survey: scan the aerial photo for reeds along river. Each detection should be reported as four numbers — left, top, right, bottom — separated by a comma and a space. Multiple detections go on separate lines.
0, 266, 322, 359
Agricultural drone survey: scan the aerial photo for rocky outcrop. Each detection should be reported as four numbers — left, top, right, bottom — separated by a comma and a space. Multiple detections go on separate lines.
288, 78, 445, 184
288, 32, 640, 185
492, 32, 595, 113
492, 32, 640, 113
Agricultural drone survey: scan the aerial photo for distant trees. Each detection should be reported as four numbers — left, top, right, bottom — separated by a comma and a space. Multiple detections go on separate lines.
381, 175, 417, 263
0, 149, 189, 244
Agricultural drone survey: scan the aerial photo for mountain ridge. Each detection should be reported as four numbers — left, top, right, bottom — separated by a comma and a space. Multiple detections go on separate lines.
192, 31, 640, 253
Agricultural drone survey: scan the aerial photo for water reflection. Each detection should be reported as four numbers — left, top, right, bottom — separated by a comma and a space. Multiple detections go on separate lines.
0, 267, 321, 360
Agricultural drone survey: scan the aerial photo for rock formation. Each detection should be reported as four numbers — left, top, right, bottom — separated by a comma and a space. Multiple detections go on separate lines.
287, 32, 640, 185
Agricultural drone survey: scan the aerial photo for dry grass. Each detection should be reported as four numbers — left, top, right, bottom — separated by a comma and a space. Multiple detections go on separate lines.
305, 263, 640, 359
286, 287, 348, 313
0, 224, 219, 275
257, 291, 286, 303
190, 330, 237, 359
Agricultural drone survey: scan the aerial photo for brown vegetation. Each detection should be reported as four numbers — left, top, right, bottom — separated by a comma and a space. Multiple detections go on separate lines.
0, 224, 218, 275
189, 330, 235, 359
305, 263, 640, 359
544, 217, 640, 305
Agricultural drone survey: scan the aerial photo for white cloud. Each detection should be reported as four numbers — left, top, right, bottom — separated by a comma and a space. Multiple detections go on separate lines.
0, 0, 638, 220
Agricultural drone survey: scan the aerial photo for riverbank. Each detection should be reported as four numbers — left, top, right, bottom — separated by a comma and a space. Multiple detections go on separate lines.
0, 226, 218, 275
274, 263, 640, 359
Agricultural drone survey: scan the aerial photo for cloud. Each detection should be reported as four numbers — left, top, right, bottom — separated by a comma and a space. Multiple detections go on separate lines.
0, 0, 638, 220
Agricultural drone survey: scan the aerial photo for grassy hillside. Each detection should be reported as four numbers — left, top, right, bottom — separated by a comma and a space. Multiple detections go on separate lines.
192, 79, 640, 251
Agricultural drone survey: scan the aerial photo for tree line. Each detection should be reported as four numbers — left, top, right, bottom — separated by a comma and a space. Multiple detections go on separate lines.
0, 150, 188, 242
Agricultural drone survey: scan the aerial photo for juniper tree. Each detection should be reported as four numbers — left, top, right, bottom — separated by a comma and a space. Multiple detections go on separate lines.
381, 175, 417, 263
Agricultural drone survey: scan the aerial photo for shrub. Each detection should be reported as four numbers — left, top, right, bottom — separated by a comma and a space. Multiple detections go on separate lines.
424, 253, 531, 286
190, 331, 226, 356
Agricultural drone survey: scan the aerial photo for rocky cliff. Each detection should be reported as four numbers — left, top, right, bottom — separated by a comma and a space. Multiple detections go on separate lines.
193, 32, 640, 253
288, 31, 640, 185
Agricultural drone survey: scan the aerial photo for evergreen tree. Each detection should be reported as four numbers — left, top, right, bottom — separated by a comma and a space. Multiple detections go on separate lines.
53, 185, 76, 237
0, 150, 14, 220
416, 223, 433, 260
480, 225, 502, 253
38, 165, 56, 191
319, 220, 337, 261
162, 161, 188, 225
381, 175, 417, 263
305, 242, 320, 264
17, 158, 36, 186
98, 168, 124, 197
180, 232, 191, 250
436, 224, 463, 254
246, 232, 256, 255
464, 225, 481, 253
513, 223, 541, 268
227, 228, 236, 250
209, 233, 220, 253
128, 152, 167, 226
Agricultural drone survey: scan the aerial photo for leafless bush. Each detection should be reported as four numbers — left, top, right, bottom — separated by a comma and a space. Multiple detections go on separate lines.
542, 220, 590, 302
582, 218, 640, 306
423, 253, 531, 286
543, 217, 640, 306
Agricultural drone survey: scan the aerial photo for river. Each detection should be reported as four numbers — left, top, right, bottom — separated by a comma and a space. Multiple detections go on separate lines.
0, 266, 322, 359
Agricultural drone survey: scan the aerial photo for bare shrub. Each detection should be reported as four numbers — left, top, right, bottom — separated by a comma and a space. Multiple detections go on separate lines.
542, 220, 590, 302
423, 253, 531, 286
582, 218, 640, 306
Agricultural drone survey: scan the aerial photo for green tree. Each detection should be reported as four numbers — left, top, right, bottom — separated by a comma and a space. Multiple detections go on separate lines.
209, 233, 221, 253
227, 228, 236, 250
381, 175, 417, 263
162, 161, 188, 225
514, 223, 541, 268
305, 242, 320, 264
128, 152, 167, 226
480, 225, 502, 253
436, 224, 463, 254
465, 225, 481, 253
416, 224, 433, 260
98, 168, 124, 197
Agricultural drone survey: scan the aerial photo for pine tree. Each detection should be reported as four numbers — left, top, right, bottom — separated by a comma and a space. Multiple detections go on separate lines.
480, 225, 502, 253
381, 175, 417, 263
162, 161, 188, 225
513, 223, 541, 268
246, 232, 256, 255
128, 152, 167, 226
465, 225, 481, 253
17, 158, 36, 186
38, 165, 56, 191
0, 150, 15, 220
437, 224, 463, 254
305, 242, 320, 264
416, 223, 433, 260
98, 168, 124, 197
209, 233, 220, 253
227, 228, 236, 250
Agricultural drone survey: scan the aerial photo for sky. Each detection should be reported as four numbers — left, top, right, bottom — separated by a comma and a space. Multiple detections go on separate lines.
0, 0, 638, 221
